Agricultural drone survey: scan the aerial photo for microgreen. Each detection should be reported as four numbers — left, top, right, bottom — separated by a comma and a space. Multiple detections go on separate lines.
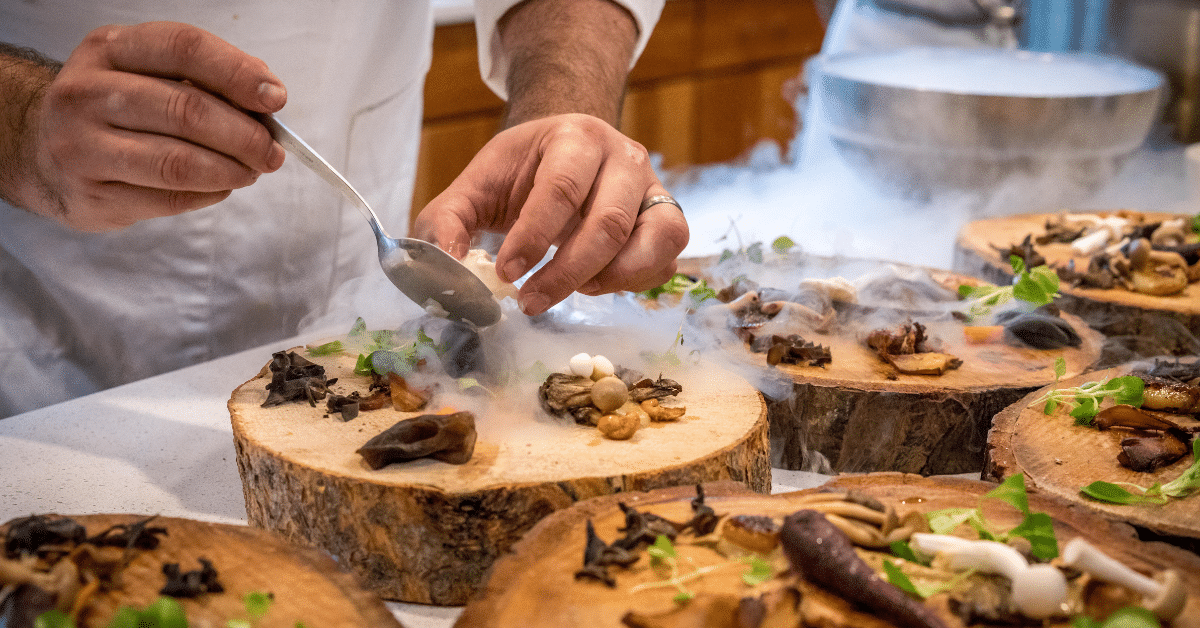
638, 273, 717, 306
1081, 439, 1200, 505
353, 327, 445, 377
1192, 213, 1200, 236
631, 535, 753, 603
925, 474, 1059, 560
771, 235, 796, 254
305, 340, 344, 357
1071, 606, 1162, 628
957, 255, 1060, 320
1031, 375, 1144, 422
882, 559, 974, 600
740, 556, 774, 586
37, 592, 283, 628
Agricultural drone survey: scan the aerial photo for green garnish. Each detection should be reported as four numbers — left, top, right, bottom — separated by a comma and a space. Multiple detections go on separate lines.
882, 559, 974, 600
740, 556, 774, 586
306, 340, 344, 357
631, 535, 762, 603
957, 255, 1060, 320
1081, 439, 1200, 505
1031, 375, 1144, 422
639, 273, 717, 306
1071, 606, 1161, 628
37, 589, 287, 628
926, 474, 1058, 560
771, 235, 796, 254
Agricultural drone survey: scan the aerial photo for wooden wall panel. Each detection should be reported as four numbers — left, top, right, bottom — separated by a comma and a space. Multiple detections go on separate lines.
410, 0, 825, 226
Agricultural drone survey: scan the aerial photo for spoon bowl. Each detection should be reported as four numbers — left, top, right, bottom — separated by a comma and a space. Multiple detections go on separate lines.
259, 114, 501, 327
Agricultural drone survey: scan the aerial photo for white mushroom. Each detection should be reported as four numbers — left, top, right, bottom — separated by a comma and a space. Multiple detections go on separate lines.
569, 352, 594, 377
910, 533, 1067, 620
1061, 537, 1188, 622
589, 354, 615, 380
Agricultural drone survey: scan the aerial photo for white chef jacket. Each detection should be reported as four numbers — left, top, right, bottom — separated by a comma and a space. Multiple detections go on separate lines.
0, 0, 662, 417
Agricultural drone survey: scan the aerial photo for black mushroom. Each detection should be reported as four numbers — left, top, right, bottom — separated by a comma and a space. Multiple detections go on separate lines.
995, 305, 1082, 350
261, 351, 333, 408
355, 411, 477, 469
780, 509, 949, 628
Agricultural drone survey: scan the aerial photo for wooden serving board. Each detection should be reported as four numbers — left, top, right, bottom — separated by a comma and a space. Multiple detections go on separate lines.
954, 211, 1200, 338
676, 255, 1104, 475
0, 514, 401, 628
456, 474, 1200, 628
986, 365, 1200, 544
229, 350, 769, 605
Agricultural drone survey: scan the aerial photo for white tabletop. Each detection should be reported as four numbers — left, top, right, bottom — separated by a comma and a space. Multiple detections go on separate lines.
0, 333, 832, 628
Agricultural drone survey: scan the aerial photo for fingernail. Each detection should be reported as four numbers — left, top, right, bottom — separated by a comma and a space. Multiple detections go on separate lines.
579, 279, 601, 294
501, 258, 528, 283
266, 142, 285, 170
519, 292, 551, 316
258, 82, 287, 110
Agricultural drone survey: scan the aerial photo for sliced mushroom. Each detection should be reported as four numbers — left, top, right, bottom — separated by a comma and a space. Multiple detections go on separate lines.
640, 398, 685, 422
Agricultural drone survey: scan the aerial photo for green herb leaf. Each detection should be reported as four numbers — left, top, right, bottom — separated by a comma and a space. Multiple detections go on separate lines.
746, 242, 764, 264
243, 591, 274, 621
34, 610, 75, 628
306, 340, 344, 357
1034, 375, 1145, 421
1091, 606, 1162, 628
146, 597, 188, 628
984, 474, 1030, 515
647, 535, 677, 560
1008, 512, 1059, 560
1053, 356, 1067, 380
672, 590, 695, 603
741, 556, 774, 586
889, 540, 921, 564
1158, 439, 1200, 499
1080, 481, 1167, 505
882, 560, 923, 599
771, 235, 796, 254
926, 508, 981, 535
348, 317, 367, 337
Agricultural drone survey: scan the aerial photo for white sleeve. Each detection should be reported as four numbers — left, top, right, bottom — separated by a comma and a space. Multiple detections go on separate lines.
472, 0, 665, 100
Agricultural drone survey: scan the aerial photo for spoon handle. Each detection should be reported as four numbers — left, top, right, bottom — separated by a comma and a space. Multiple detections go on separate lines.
257, 113, 389, 239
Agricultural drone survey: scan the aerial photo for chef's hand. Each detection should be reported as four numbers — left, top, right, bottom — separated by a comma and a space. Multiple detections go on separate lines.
414, 113, 689, 316
15, 21, 286, 232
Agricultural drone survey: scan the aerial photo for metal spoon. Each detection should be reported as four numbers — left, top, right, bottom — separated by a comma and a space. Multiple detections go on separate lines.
259, 113, 501, 327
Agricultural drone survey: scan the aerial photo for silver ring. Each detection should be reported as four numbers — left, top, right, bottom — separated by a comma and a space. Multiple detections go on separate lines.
639, 194, 682, 213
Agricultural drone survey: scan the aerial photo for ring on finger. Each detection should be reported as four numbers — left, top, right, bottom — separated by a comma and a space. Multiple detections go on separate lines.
639, 194, 682, 214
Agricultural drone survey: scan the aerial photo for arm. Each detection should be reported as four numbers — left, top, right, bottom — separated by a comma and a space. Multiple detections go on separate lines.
495, 0, 639, 127
414, 0, 688, 316
0, 23, 287, 232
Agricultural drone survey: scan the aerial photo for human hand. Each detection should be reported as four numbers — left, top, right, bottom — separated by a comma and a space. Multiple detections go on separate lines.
414, 113, 688, 316
24, 22, 286, 231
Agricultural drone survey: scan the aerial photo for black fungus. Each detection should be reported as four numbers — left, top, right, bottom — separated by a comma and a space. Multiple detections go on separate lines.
87, 516, 168, 551
613, 503, 684, 550
4, 515, 85, 557
326, 392, 361, 421
160, 557, 224, 597
356, 411, 477, 468
439, 321, 484, 378
262, 351, 330, 407
687, 484, 721, 536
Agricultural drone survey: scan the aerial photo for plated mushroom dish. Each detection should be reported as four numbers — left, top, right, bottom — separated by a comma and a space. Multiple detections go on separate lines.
457, 477, 1200, 628
1001, 211, 1200, 297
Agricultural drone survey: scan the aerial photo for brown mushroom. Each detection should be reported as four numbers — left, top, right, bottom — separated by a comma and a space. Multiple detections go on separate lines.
597, 412, 639, 440
590, 376, 629, 413
640, 398, 685, 422
355, 411, 477, 468
1127, 238, 1189, 296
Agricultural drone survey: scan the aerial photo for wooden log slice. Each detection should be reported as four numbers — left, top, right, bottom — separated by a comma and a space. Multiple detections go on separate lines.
0, 514, 401, 628
953, 211, 1200, 342
677, 254, 1104, 475
229, 350, 769, 605
456, 474, 1200, 628
986, 365, 1200, 545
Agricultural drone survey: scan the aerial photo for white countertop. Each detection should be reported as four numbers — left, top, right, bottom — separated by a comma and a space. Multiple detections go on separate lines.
0, 332, 832, 628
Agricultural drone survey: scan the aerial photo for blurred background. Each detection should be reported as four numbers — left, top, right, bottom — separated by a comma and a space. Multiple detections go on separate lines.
416, 0, 1200, 268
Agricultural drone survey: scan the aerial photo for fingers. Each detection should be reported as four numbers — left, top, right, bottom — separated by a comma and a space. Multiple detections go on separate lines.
30, 22, 288, 229
89, 22, 286, 113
